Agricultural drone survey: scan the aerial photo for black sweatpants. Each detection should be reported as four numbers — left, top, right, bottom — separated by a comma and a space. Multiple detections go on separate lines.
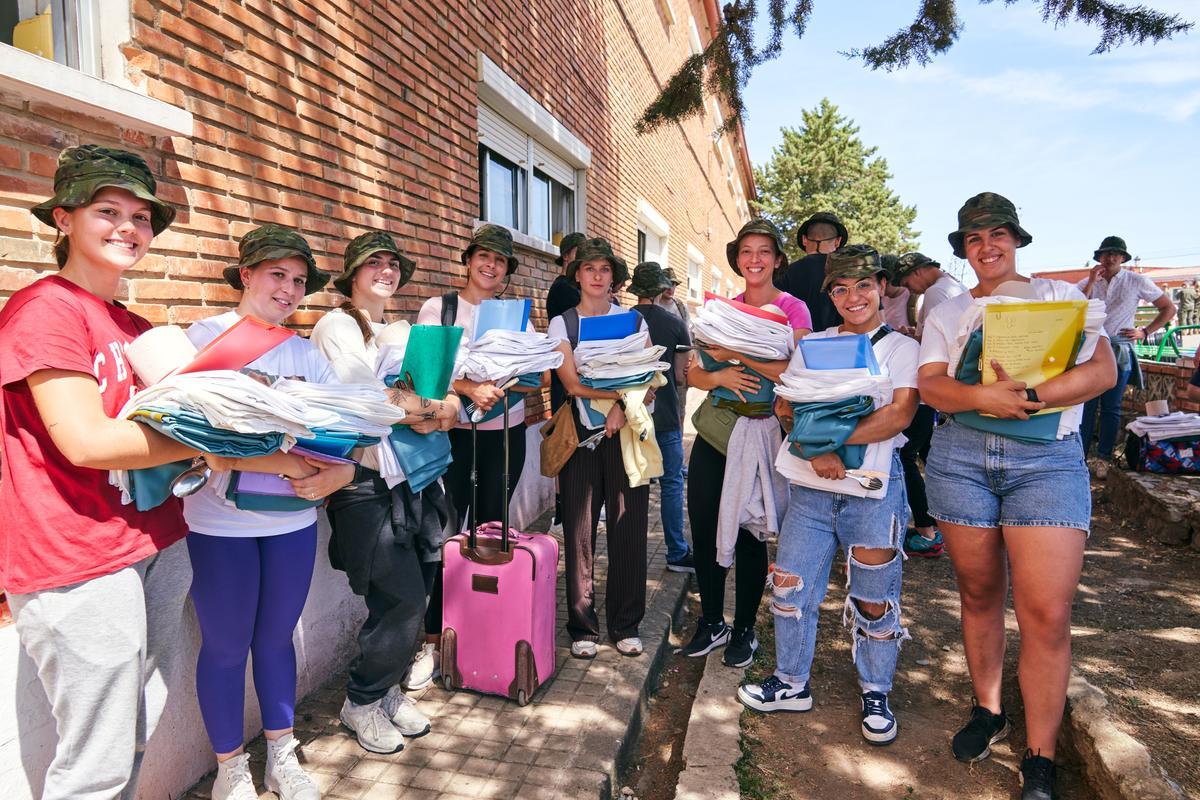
560, 433, 649, 642
326, 477, 444, 705
899, 404, 936, 529
688, 435, 769, 630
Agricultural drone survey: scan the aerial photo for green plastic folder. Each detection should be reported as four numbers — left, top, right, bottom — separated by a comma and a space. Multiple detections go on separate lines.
399, 325, 463, 398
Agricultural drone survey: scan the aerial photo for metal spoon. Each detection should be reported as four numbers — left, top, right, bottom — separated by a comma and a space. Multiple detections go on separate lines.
170, 459, 212, 497
845, 470, 884, 491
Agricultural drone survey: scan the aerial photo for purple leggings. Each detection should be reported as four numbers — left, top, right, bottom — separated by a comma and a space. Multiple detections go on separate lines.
187, 524, 317, 754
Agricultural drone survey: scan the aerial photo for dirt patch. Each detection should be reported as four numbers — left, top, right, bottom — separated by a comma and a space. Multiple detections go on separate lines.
617, 587, 707, 799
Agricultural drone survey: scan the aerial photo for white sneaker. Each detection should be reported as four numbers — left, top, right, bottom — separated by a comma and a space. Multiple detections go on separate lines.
571, 640, 598, 659
211, 752, 257, 800
264, 735, 320, 800
382, 685, 432, 737
339, 697, 405, 754
615, 637, 644, 656
404, 642, 440, 691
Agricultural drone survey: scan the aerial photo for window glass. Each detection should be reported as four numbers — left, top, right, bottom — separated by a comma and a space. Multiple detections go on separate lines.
637, 230, 647, 264
481, 146, 524, 231
5, 1, 97, 74
550, 179, 574, 243
530, 171, 550, 242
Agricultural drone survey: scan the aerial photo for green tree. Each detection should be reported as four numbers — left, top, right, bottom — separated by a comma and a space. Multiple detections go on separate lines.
753, 99, 918, 258
637, 1, 1193, 135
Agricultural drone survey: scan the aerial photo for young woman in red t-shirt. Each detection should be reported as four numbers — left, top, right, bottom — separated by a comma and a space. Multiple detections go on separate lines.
0, 146, 233, 800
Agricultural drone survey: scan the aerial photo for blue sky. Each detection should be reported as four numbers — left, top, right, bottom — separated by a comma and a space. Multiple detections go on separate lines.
739, 0, 1200, 275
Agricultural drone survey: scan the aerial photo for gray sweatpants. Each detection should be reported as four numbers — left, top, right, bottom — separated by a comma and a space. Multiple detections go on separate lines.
10, 540, 191, 800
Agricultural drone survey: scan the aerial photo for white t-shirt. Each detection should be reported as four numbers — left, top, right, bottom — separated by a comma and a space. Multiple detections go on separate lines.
917, 273, 967, 335
417, 294, 530, 430
1076, 268, 1164, 337
882, 287, 911, 330
183, 311, 337, 537
919, 278, 1102, 438
792, 325, 919, 451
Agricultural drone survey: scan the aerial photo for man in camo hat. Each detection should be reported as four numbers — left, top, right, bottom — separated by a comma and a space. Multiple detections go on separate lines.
893, 252, 966, 338
1078, 235, 1174, 466
630, 262, 693, 572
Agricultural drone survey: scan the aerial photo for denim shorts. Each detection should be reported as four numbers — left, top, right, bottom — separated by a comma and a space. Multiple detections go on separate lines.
925, 417, 1091, 532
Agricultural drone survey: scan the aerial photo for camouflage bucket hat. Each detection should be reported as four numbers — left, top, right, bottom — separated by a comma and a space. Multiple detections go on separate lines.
725, 219, 787, 276
893, 251, 941, 281
31, 144, 176, 235
462, 223, 519, 274
822, 244, 884, 291
566, 237, 629, 286
880, 254, 899, 283
947, 192, 1033, 258
1093, 235, 1131, 263
555, 231, 587, 266
629, 261, 672, 298
334, 231, 416, 296
797, 211, 849, 249
224, 224, 330, 295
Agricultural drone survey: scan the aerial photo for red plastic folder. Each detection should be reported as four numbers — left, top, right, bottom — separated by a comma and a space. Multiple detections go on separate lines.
703, 292, 789, 325
177, 316, 295, 375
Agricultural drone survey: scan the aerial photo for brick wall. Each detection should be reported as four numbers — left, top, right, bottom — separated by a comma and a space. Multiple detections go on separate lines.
0, 0, 750, 424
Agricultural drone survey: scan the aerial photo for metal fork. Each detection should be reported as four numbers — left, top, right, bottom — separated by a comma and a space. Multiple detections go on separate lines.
845, 470, 884, 491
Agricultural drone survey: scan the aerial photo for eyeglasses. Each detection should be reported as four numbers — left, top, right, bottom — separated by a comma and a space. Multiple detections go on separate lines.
828, 279, 877, 300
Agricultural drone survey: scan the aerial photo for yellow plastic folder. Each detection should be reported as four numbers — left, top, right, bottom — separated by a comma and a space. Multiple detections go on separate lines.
981, 300, 1087, 415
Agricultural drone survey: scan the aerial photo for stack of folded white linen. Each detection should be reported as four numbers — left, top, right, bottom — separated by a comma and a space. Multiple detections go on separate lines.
1127, 411, 1200, 440
456, 329, 564, 384
690, 297, 794, 359
573, 331, 669, 429
773, 364, 895, 499
272, 378, 404, 438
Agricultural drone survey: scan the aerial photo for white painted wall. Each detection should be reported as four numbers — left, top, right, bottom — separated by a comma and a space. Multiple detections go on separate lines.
0, 514, 364, 799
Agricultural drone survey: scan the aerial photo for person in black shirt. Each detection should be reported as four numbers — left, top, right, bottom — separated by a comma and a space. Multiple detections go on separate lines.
774, 212, 849, 332
630, 262, 694, 572
547, 231, 586, 411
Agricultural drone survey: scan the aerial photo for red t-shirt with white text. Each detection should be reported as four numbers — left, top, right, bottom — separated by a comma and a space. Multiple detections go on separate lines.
0, 275, 186, 594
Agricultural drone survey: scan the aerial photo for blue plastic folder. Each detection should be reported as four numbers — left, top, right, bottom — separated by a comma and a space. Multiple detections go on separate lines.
798, 334, 881, 375
398, 325, 464, 398
474, 298, 531, 339
579, 311, 640, 341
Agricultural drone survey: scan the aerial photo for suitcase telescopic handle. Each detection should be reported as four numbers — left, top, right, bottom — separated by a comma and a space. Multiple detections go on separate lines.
501, 388, 510, 553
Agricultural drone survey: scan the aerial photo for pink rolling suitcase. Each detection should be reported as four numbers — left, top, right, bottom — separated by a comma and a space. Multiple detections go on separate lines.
440, 394, 558, 705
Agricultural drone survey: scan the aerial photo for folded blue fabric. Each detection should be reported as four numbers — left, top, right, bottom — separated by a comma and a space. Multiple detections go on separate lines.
953, 328, 1061, 443
787, 395, 875, 469
388, 426, 452, 494
472, 372, 542, 424
225, 471, 323, 512
297, 428, 378, 457
129, 407, 285, 457
581, 371, 657, 391
698, 350, 777, 406
127, 460, 193, 512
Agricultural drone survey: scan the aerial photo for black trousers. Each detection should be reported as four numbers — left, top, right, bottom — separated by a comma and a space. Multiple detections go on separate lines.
899, 404, 936, 529
688, 435, 768, 630
560, 434, 648, 642
430, 423, 527, 633
326, 477, 445, 704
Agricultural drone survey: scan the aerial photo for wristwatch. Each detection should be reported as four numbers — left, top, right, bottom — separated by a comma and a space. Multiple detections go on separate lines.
1025, 388, 1040, 404
616, 397, 627, 411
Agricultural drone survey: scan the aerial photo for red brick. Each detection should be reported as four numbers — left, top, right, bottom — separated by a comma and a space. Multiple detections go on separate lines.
133, 20, 186, 61
183, 1, 245, 45
125, 303, 168, 324
131, 279, 204, 302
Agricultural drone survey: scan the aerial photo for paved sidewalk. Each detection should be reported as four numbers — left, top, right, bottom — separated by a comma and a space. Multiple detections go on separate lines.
184, 486, 690, 800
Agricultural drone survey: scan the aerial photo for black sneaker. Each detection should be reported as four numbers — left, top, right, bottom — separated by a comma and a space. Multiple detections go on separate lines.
738, 675, 813, 712
666, 553, 696, 573
951, 700, 1010, 762
722, 626, 758, 667
860, 691, 898, 745
1020, 749, 1056, 800
675, 618, 730, 657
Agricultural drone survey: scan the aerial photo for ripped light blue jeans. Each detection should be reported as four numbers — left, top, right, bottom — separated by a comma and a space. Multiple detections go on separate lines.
771, 451, 909, 694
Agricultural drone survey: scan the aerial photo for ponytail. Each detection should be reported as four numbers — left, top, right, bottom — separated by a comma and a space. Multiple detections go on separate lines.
340, 301, 375, 344
53, 233, 69, 268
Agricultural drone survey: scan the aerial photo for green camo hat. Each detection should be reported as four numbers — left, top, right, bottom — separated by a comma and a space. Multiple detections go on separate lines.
334, 231, 416, 296
462, 223, 519, 274
1093, 235, 1131, 263
797, 211, 849, 249
566, 237, 629, 286
555, 231, 587, 267
225, 224, 330, 295
726, 219, 787, 276
947, 192, 1033, 258
31, 145, 176, 235
893, 251, 941, 281
880, 254, 899, 283
823, 244, 884, 291
629, 261, 672, 298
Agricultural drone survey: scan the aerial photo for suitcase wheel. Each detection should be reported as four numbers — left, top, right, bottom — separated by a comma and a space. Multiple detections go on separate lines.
517, 689, 528, 706
440, 628, 458, 692
513, 640, 537, 705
